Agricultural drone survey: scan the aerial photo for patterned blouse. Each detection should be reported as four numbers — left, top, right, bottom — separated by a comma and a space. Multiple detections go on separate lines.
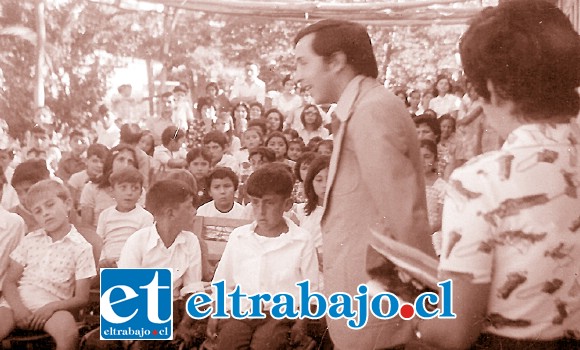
439, 122, 580, 340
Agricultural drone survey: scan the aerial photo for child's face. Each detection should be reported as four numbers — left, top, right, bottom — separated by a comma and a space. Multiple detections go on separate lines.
29, 192, 72, 234
420, 147, 436, 174
249, 154, 266, 170
312, 168, 329, 203
436, 79, 451, 95
87, 155, 104, 180
409, 92, 421, 108
243, 130, 262, 150
14, 180, 35, 208
214, 118, 230, 133
209, 177, 235, 209
318, 144, 332, 157
234, 106, 248, 120
440, 119, 455, 139
70, 136, 87, 156
205, 142, 225, 163
250, 193, 292, 234
138, 135, 154, 153
0, 150, 12, 171
249, 106, 262, 119
112, 150, 136, 172
112, 182, 142, 211
287, 143, 302, 161
416, 124, 437, 142
171, 196, 197, 233
168, 137, 185, 152
267, 112, 283, 131
188, 156, 211, 180
266, 136, 287, 160
303, 108, 319, 125
299, 162, 310, 182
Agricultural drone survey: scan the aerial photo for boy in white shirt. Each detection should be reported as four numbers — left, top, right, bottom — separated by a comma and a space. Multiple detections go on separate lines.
96, 167, 153, 268
207, 163, 319, 349
0, 169, 25, 297
196, 167, 248, 220
203, 131, 240, 175
152, 126, 187, 171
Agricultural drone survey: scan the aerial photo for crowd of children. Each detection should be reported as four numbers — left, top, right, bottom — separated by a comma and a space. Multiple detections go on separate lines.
2, 63, 574, 349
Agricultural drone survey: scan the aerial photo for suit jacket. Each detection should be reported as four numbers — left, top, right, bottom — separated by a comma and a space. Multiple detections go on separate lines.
321, 75, 434, 349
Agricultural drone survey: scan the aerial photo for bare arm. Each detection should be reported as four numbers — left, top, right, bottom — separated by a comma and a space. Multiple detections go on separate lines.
2, 259, 32, 328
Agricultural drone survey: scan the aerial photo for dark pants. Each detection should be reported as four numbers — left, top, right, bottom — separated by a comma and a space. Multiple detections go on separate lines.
215, 315, 294, 350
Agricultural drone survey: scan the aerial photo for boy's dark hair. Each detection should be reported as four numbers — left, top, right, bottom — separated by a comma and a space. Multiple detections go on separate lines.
161, 169, 199, 207
208, 167, 239, 191
109, 167, 144, 187
120, 123, 143, 145
250, 146, 276, 163
294, 151, 317, 182
306, 136, 323, 151
161, 126, 186, 147
317, 139, 333, 152
69, 130, 85, 140
186, 147, 212, 165
247, 119, 268, 136
206, 82, 219, 92
26, 179, 71, 210
294, 19, 378, 79
288, 139, 305, 150
304, 155, 331, 216
414, 114, 441, 142
246, 163, 293, 199
145, 179, 194, 217
11, 159, 50, 187
203, 130, 228, 149
460, 0, 580, 119
87, 143, 110, 161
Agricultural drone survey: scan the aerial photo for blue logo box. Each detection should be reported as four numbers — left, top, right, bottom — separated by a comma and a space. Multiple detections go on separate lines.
100, 268, 173, 340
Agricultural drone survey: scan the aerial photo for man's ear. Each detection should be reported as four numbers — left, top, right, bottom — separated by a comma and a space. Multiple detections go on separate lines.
329, 51, 348, 73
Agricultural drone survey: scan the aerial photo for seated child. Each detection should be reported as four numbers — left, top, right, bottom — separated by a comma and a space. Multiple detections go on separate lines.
0, 169, 25, 297
287, 139, 305, 162
118, 179, 205, 346
207, 163, 320, 350
316, 139, 333, 157
153, 125, 187, 171
186, 147, 213, 207
203, 131, 239, 175
68, 143, 109, 215
10, 159, 51, 233
0, 179, 96, 349
197, 167, 249, 220
96, 167, 154, 268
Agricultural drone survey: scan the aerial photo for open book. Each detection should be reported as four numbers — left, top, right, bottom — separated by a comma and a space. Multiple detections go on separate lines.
366, 227, 440, 303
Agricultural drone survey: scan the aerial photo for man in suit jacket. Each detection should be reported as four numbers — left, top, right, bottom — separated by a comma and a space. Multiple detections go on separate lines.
294, 20, 435, 349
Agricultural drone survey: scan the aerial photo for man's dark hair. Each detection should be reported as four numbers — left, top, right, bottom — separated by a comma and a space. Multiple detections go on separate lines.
146, 179, 193, 217
460, 0, 580, 120
207, 167, 239, 191
246, 163, 293, 199
11, 159, 50, 187
294, 19, 378, 79
161, 126, 186, 147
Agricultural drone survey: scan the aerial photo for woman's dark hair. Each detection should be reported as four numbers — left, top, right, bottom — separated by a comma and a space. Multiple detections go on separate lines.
264, 108, 284, 132
294, 151, 317, 182
97, 143, 138, 189
438, 114, 456, 134
460, 0, 580, 120
414, 114, 441, 143
304, 155, 331, 216
231, 102, 250, 130
300, 104, 323, 130
432, 75, 452, 98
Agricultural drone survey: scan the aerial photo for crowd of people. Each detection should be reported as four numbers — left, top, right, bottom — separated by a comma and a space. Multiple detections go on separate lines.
0, 0, 579, 349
